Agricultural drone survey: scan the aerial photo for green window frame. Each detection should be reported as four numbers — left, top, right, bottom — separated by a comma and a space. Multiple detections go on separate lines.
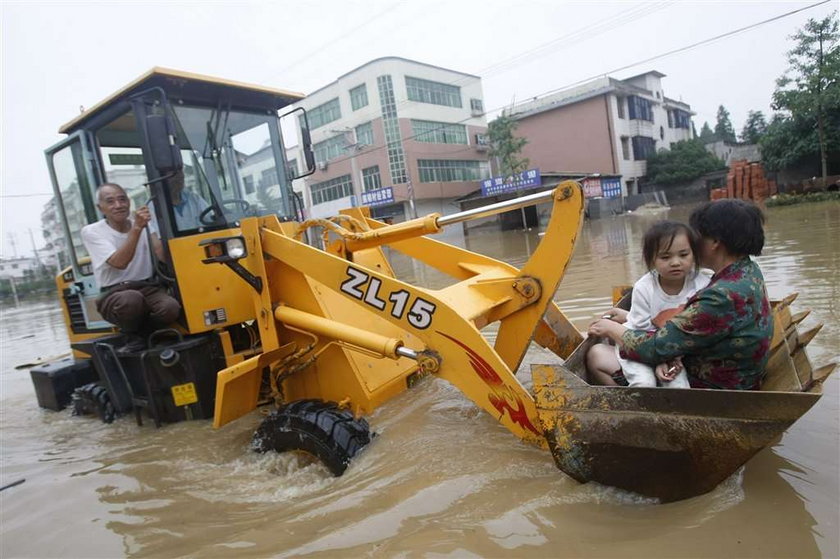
308, 98, 342, 130
314, 135, 348, 163
411, 119, 467, 144
350, 84, 368, 111
355, 122, 374, 146
311, 174, 353, 205
417, 159, 489, 182
362, 166, 382, 192
405, 76, 462, 108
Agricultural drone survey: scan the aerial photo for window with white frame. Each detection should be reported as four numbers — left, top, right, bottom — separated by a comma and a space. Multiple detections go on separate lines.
311, 174, 353, 205
405, 76, 462, 108
350, 84, 368, 111
620, 137, 630, 160
417, 159, 489, 182
470, 98, 484, 113
362, 166, 382, 192
314, 135, 348, 163
355, 122, 374, 146
308, 98, 341, 129
411, 120, 467, 144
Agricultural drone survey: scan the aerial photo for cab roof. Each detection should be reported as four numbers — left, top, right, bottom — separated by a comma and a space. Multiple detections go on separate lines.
59, 67, 305, 134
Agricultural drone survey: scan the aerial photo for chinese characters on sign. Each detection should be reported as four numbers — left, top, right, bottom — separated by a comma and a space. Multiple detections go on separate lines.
582, 177, 603, 198
601, 177, 622, 198
361, 186, 394, 207
481, 168, 541, 197
582, 177, 622, 199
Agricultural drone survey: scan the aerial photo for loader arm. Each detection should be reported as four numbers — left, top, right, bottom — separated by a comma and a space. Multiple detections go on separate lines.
345, 182, 585, 371
256, 184, 583, 445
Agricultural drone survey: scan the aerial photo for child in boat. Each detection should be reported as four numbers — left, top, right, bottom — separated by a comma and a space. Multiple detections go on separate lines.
590, 220, 711, 388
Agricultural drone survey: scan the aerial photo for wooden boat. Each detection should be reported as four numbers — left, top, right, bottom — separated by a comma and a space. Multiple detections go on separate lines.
531, 293, 835, 503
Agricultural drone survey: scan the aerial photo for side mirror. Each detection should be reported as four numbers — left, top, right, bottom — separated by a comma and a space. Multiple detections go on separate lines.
300, 125, 316, 174
279, 106, 315, 179
146, 114, 183, 174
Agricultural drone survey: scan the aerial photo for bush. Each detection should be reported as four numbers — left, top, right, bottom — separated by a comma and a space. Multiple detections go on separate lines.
765, 191, 840, 207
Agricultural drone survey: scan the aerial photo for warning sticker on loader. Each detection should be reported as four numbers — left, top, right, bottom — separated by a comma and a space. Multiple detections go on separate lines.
171, 382, 198, 407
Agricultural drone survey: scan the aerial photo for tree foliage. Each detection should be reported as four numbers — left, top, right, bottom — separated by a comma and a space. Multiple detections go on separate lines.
762, 12, 840, 177
740, 110, 768, 143
714, 105, 737, 143
645, 139, 726, 185
699, 121, 716, 143
487, 114, 529, 177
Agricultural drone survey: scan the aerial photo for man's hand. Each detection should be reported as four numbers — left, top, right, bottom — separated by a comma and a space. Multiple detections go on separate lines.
133, 206, 152, 230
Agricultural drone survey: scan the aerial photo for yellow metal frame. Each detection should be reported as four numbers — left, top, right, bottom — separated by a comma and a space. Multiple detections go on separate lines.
212, 182, 584, 448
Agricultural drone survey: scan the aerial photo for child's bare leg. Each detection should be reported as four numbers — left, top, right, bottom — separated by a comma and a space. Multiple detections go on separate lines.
586, 343, 620, 386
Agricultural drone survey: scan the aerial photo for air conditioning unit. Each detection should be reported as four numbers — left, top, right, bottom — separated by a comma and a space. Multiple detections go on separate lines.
317, 161, 328, 171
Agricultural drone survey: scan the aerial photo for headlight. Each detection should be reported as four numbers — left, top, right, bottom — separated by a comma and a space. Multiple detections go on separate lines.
225, 238, 246, 259
200, 235, 247, 263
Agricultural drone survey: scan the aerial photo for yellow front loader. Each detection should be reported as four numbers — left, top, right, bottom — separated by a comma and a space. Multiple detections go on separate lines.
39, 68, 831, 502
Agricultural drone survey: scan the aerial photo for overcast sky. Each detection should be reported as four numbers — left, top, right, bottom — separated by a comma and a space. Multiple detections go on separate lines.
1, 0, 836, 257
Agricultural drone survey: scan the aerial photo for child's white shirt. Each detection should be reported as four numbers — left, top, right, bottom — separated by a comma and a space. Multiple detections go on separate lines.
625, 268, 713, 332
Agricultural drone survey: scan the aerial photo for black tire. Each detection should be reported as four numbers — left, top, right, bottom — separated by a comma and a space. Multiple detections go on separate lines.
71, 382, 116, 424
252, 399, 372, 476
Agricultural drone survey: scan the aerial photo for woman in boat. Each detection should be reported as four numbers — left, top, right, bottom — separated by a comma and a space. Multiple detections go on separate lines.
587, 199, 772, 390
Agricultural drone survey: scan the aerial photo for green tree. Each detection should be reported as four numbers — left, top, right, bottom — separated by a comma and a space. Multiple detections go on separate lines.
768, 12, 839, 179
645, 139, 726, 185
487, 114, 529, 178
714, 105, 737, 143
740, 110, 768, 143
699, 121, 716, 143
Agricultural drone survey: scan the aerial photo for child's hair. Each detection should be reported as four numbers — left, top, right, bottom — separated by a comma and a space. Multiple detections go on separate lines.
689, 199, 765, 256
642, 220, 700, 270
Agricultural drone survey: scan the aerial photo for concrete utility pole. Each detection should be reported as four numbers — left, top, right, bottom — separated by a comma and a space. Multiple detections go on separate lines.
8, 276, 20, 308
7, 232, 18, 258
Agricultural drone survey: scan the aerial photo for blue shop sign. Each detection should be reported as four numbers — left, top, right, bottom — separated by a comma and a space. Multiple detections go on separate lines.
361, 186, 394, 207
481, 168, 541, 196
602, 177, 622, 198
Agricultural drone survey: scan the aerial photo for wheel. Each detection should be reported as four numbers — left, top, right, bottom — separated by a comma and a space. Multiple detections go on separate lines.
71, 382, 116, 424
252, 400, 372, 476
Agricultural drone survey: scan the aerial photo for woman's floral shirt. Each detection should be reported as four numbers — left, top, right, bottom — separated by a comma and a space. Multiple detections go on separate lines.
620, 257, 772, 390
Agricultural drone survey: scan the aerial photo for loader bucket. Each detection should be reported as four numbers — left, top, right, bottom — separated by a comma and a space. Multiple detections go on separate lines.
531, 363, 821, 502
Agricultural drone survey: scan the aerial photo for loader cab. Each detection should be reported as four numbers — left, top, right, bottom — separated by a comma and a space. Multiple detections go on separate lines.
45, 68, 312, 333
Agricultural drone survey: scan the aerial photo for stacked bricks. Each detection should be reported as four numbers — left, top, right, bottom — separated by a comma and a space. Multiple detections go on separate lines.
723, 160, 774, 202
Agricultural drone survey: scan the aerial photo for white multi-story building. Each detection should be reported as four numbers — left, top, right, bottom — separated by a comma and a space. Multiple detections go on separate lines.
509, 71, 694, 197
290, 57, 490, 222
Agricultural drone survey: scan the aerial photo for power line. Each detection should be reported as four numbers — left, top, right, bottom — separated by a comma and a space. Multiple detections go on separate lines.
310, 0, 833, 171
303, 1, 674, 138
530, 0, 835, 105
1, 193, 53, 198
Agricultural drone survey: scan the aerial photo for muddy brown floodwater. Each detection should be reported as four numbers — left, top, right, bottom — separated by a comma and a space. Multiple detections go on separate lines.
1, 201, 838, 558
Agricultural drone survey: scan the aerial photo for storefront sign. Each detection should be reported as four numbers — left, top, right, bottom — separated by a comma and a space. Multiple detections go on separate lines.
582, 177, 603, 198
481, 168, 541, 196
582, 176, 622, 199
601, 177, 622, 198
361, 186, 394, 207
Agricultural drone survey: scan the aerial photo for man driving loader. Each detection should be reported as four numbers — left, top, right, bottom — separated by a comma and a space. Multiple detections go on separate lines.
81, 183, 181, 352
